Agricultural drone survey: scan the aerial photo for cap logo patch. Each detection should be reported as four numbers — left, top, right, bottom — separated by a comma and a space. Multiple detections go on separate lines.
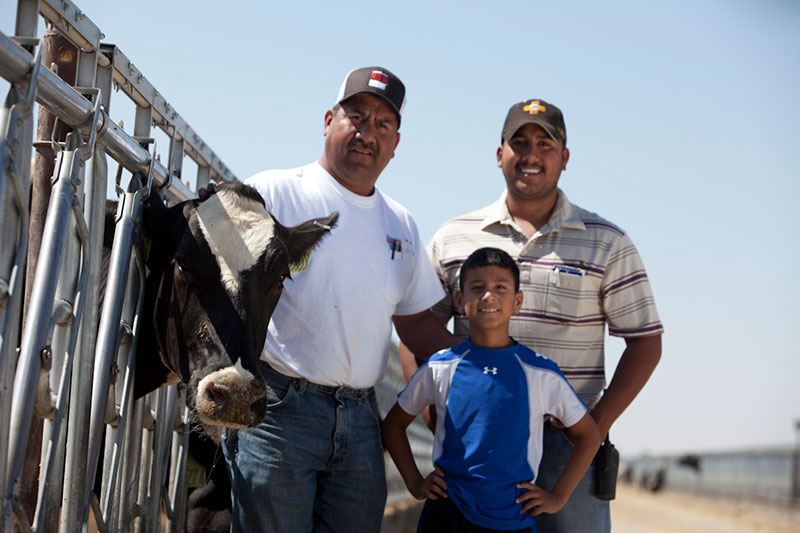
523, 100, 546, 115
368, 70, 388, 91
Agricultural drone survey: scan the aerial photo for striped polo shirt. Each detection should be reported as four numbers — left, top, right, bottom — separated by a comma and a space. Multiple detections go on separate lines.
398, 339, 587, 530
428, 190, 663, 407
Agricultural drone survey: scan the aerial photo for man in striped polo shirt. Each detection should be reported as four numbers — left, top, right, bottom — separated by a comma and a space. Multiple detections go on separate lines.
401, 99, 663, 532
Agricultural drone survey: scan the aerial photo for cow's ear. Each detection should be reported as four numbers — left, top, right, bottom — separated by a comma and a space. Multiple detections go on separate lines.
142, 191, 169, 232
276, 212, 339, 264
142, 192, 186, 260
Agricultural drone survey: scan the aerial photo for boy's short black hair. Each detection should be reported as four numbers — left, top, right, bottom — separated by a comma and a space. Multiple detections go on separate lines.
459, 247, 520, 292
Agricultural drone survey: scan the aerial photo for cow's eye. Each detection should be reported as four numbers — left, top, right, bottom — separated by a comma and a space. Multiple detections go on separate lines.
177, 263, 198, 284
277, 270, 291, 289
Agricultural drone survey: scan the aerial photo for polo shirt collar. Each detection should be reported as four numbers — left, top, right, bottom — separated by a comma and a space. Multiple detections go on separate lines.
480, 188, 586, 233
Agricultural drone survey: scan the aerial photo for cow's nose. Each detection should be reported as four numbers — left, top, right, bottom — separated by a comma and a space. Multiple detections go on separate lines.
196, 368, 268, 428
249, 394, 267, 425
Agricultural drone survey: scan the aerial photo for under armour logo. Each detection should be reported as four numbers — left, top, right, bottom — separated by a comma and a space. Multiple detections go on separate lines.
483, 366, 498, 375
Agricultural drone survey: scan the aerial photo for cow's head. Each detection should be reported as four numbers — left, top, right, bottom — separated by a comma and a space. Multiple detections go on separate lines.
137, 182, 337, 428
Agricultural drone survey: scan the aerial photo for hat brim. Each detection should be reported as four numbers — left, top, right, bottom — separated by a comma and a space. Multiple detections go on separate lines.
503, 118, 562, 145
338, 90, 403, 126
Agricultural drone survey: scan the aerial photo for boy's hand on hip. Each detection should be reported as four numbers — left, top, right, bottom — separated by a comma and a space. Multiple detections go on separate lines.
515, 482, 567, 516
409, 467, 448, 501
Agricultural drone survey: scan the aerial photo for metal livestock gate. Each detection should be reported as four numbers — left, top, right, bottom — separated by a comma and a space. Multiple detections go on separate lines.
0, 1, 236, 531
0, 2, 435, 532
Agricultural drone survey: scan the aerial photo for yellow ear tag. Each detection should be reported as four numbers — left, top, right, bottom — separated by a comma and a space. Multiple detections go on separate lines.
289, 249, 312, 273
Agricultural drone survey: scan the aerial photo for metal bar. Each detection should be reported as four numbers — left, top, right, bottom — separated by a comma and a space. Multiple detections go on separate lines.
105, 46, 233, 182
34, 48, 98, 529
135, 402, 154, 533
0, 31, 196, 203
99, 330, 130, 523
35, 0, 233, 183
2, 129, 83, 533
165, 401, 189, 533
145, 385, 177, 531
0, 1, 38, 523
196, 163, 211, 192
61, 56, 112, 533
0, 85, 33, 526
18, 31, 79, 527
34, 193, 91, 532
84, 186, 144, 521
39, 0, 104, 54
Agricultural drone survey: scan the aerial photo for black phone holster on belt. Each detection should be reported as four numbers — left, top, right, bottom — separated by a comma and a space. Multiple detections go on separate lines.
594, 435, 619, 500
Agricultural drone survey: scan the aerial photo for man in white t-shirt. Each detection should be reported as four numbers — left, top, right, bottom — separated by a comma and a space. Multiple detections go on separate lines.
223, 66, 459, 533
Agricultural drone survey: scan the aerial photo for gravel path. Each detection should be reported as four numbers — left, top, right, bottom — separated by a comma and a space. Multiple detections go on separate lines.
612, 484, 800, 533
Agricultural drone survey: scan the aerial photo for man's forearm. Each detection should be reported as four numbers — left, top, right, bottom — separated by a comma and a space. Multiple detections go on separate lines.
399, 341, 422, 383
551, 417, 601, 502
591, 334, 662, 437
393, 310, 460, 361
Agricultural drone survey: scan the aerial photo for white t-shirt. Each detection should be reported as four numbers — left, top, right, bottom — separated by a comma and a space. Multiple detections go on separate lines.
244, 162, 444, 388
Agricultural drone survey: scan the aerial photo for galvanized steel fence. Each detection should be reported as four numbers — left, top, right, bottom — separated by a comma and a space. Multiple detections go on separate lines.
0, 1, 235, 531
0, 2, 435, 532
624, 448, 800, 505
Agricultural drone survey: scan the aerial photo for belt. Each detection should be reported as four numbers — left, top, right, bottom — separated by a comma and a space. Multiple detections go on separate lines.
261, 361, 372, 399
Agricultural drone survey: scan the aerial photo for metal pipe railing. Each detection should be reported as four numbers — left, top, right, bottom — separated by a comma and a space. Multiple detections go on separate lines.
0, 30, 194, 204
0, 1, 242, 530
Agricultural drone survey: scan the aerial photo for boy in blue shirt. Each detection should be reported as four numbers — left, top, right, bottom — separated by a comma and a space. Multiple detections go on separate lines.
382, 247, 601, 532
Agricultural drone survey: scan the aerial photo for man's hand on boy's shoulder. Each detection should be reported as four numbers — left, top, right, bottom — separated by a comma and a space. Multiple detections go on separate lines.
514, 483, 568, 516
408, 466, 448, 501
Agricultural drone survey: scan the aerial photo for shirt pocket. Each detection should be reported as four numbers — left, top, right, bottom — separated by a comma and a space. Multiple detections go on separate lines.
383, 237, 414, 305
546, 265, 598, 320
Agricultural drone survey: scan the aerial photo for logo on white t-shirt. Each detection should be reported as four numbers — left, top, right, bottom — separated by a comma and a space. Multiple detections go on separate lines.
386, 235, 414, 261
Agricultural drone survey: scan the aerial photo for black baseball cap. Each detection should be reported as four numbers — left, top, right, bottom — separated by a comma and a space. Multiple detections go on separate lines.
335, 66, 406, 126
502, 99, 567, 146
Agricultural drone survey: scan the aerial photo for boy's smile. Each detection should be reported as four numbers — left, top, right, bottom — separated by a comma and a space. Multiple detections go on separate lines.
456, 265, 523, 348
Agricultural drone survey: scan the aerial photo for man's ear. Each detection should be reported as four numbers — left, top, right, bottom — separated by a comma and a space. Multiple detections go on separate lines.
323, 109, 334, 136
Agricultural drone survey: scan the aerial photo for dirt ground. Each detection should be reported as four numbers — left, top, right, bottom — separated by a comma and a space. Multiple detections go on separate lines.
383, 484, 800, 532
612, 484, 800, 533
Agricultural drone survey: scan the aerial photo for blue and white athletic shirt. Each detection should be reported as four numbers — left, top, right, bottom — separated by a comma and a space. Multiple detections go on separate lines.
398, 339, 587, 530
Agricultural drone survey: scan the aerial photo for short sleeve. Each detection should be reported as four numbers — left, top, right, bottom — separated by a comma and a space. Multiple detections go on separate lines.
602, 233, 663, 338
540, 373, 587, 429
397, 363, 437, 416
426, 233, 456, 325
393, 219, 445, 316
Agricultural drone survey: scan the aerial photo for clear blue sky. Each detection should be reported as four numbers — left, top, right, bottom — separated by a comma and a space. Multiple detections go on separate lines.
3, 0, 799, 456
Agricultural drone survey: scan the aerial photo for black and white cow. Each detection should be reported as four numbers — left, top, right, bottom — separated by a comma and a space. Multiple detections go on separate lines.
95, 182, 335, 531
131, 181, 337, 427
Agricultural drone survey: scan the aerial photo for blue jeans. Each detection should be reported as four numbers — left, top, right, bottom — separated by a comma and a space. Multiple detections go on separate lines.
222, 362, 387, 533
535, 424, 610, 533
